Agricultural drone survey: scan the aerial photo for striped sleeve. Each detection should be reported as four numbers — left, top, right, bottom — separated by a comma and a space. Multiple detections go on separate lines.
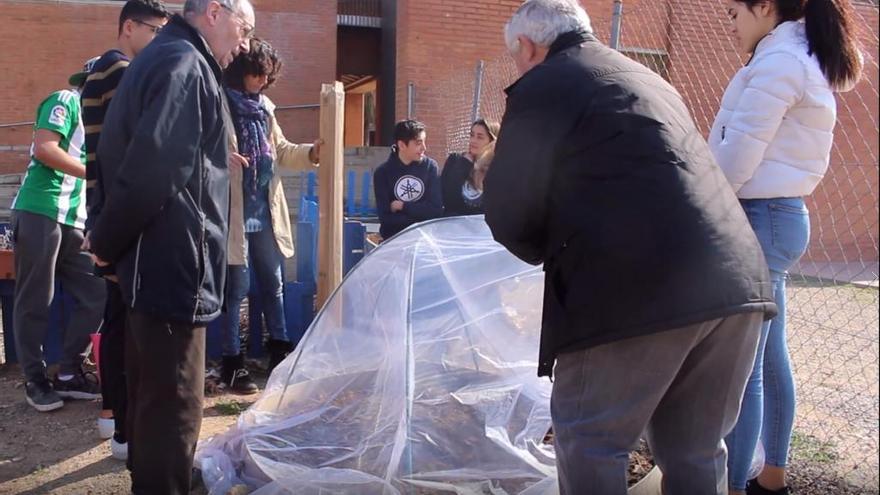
81, 51, 129, 230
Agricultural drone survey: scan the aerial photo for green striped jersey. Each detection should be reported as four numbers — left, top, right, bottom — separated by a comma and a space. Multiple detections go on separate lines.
13, 89, 87, 229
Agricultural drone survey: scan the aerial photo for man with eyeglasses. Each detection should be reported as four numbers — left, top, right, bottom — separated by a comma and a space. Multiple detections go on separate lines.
80, 0, 169, 464
86, 0, 255, 492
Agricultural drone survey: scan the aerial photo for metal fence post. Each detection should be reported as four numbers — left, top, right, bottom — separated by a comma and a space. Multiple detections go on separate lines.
470, 60, 485, 123
610, 0, 624, 50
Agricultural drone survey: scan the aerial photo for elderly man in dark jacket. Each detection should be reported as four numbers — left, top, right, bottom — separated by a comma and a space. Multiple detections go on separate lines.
483, 1, 777, 494
87, 0, 254, 493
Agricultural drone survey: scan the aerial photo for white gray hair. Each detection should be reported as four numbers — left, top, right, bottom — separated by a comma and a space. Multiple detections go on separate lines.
184, 0, 248, 16
505, 0, 593, 53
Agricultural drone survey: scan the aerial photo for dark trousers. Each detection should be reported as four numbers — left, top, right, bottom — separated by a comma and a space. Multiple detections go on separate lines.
100, 281, 128, 441
12, 210, 105, 382
126, 310, 205, 495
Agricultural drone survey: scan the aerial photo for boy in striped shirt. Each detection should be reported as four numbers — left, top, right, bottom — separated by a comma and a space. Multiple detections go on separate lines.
12, 60, 106, 413
84, 0, 169, 234
81, 0, 169, 461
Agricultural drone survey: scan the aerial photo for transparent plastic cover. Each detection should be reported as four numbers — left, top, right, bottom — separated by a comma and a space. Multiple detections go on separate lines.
196, 216, 556, 495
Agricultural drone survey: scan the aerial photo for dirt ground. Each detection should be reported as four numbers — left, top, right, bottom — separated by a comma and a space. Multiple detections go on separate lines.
0, 361, 259, 495
0, 280, 876, 494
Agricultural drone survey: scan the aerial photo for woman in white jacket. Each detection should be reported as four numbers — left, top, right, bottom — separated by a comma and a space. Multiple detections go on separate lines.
709, 1, 862, 494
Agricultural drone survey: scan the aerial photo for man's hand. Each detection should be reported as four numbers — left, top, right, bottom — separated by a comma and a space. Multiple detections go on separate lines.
91, 253, 110, 267
391, 200, 404, 213
309, 139, 324, 164
81, 232, 91, 252
229, 152, 249, 169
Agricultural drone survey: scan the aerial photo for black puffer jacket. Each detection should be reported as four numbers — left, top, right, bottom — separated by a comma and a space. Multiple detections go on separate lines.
89, 15, 231, 324
484, 31, 777, 377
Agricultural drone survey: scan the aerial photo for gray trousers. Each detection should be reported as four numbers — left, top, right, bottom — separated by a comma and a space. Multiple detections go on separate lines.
551, 312, 763, 495
12, 210, 106, 382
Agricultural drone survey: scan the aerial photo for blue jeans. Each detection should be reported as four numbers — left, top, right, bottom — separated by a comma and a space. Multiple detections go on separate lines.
727, 198, 810, 490
222, 228, 289, 357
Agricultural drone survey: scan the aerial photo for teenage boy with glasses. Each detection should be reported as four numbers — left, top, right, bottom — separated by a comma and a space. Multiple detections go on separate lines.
80, 0, 170, 463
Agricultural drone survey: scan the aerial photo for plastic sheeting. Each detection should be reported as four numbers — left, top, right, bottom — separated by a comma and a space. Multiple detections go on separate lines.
196, 216, 556, 495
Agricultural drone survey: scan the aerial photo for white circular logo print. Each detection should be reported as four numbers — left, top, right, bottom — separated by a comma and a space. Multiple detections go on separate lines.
394, 175, 425, 202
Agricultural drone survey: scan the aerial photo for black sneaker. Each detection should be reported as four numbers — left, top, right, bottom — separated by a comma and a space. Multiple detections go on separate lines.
747, 479, 791, 495
25, 379, 64, 412
221, 355, 259, 395
53, 371, 102, 400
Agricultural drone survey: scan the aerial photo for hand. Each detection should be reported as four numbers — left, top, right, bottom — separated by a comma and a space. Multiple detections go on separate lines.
229, 152, 249, 169
310, 139, 324, 164
81, 232, 91, 252
92, 253, 110, 267
391, 200, 404, 213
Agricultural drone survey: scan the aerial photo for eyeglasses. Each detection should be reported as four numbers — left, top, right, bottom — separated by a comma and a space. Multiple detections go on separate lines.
220, 4, 255, 40
133, 19, 163, 34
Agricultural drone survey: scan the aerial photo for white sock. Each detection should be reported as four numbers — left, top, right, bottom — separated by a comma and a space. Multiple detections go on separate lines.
58, 374, 75, 381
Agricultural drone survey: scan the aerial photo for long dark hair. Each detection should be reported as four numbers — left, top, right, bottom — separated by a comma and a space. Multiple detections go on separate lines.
740, 0, 863, 88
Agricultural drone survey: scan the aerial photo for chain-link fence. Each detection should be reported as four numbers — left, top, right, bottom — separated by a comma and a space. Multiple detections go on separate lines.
438, 0, 879, 491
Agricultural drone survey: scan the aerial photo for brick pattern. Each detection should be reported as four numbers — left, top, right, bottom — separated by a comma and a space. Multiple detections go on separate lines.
0, 0, 336, 174
0, 0, 875, 262
394, 0, 523, 159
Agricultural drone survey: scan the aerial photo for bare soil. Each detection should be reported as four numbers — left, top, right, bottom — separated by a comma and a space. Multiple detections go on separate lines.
0, 281, 876, 494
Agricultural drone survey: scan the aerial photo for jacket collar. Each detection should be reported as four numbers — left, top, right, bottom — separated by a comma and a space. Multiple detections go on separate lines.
161, 14, 224, 82
505, 29, 595, 95
547, 29, 594, 59
748, 20, 806, 66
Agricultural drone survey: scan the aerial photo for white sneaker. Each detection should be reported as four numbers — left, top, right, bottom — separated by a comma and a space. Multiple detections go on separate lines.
111, 438, 128, 461
97, 417, 114, 439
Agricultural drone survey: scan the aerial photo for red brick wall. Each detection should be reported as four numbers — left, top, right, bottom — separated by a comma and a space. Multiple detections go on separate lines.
392, 0, 668, 157
394, 0, 523, 159
256, 0, 336, 145
0, 0, 335, 174
0, 1, 118, 174
1, 0, 875, 261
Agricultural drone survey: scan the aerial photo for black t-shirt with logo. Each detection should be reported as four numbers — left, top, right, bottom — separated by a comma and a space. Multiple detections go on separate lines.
441, 153, 485, 216
373, 151, 443, 239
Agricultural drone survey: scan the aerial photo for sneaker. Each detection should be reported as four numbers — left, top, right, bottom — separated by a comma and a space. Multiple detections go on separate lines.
110, 437, 128, 461
97, 417, 115, 439
53, 371, 102, 400
25, 380, 64, 412
221, 355, 259, 395
747, 479, 791, 495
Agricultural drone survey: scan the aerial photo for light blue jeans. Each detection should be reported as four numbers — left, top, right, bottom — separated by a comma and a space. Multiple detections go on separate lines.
727, 197, 810, 490
222, 227, 289, 357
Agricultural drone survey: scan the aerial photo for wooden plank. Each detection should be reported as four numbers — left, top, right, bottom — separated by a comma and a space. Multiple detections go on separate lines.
316, 82, 345, 309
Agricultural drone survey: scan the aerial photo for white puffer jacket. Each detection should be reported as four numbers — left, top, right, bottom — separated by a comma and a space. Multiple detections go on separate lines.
709, 20, 844, 199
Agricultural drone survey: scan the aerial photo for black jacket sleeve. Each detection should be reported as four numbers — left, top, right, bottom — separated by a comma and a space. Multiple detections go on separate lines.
483, 73, 572, 265
402, 160, 443, 221
441, 154, 463, 216
90, 71, 203, 263
374, 166, 413, 236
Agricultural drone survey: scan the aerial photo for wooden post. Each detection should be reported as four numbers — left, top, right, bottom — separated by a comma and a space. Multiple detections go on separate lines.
317, 82, 345, 309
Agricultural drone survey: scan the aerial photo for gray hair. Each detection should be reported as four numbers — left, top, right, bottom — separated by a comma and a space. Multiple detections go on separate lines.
183, 0, 248, 16
505, 0, 593, 53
